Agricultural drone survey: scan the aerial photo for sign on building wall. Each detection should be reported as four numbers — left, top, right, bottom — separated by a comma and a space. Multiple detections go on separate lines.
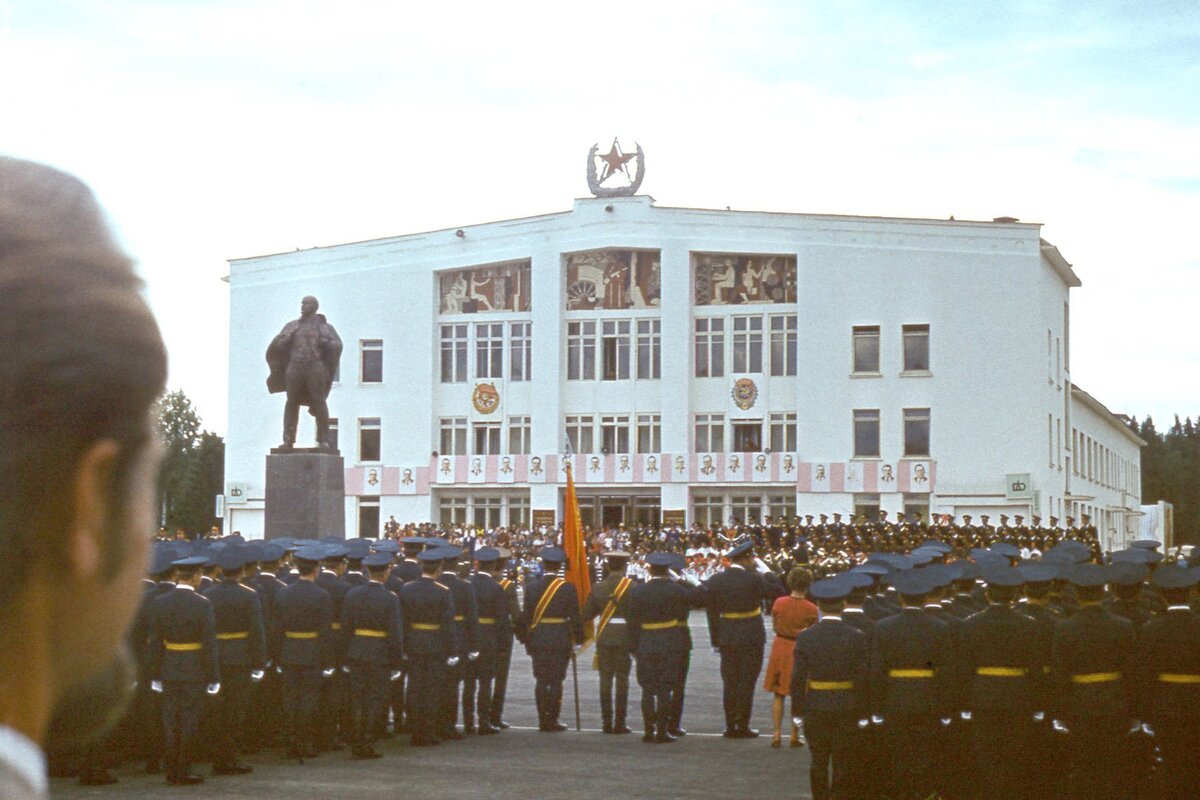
1005, 473, 1033, 500
531, 509, 556, 528
662, 509, 686, 526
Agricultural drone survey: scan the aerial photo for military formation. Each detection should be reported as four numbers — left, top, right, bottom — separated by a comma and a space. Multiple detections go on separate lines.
67, 522, 1200, 800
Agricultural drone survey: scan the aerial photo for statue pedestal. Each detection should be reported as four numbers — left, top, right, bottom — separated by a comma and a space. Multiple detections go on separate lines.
264, 449, 345, 540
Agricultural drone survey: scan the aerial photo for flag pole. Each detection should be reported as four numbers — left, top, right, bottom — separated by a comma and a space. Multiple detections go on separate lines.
563, 437, 583, 732
571, 632, 582, 732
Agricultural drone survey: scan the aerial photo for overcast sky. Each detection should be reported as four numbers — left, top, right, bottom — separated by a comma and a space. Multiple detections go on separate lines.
3, 0, 1197, 434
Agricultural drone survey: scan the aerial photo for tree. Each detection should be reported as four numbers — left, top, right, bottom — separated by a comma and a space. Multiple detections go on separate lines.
1131, 413, 1200, 547
156, 390, 224, 535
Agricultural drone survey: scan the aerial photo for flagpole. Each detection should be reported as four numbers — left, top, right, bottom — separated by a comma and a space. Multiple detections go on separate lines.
571, 632, 582, 732
562, 438, 583, 733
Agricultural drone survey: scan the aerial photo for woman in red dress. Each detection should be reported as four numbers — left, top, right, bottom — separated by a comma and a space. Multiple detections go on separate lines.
763, 567, 818, 747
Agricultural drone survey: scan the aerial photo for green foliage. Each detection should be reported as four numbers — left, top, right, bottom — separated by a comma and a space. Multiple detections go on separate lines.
156, 390, 224, 535
1131, 414, 1199, 546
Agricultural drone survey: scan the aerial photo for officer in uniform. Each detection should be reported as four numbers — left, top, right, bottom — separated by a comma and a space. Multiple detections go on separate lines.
1051, 562, 1137, 800
520, 546, 583, 732
582, 550, 636, 734
464, 547, 510, 735
269, 545, 334, 761
869, 568, 953, 800
1135, 564, 1199, 798
667, 552, 702, 737
201, 546, 266, 776
791, 576, 868, 800
487, 547, 523, 730
340, 551, 404, 759
315, 545, 351, 751
396, 550, 456, 746
146, 555, 220, 786
704, 538, 785, 737
435, 546, 479, 738
625, 552, 693, 743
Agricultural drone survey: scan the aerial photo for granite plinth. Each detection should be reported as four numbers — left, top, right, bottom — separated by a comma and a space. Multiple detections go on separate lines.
264, 450, 345, 540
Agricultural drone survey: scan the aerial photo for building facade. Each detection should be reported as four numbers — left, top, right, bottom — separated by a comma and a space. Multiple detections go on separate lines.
224, 194, 1142, 550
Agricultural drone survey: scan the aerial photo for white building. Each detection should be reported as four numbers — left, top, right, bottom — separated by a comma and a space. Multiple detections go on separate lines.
224, 193, 1142, 549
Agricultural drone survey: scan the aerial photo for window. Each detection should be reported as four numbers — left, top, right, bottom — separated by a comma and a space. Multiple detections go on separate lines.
601, 320, 631, 380
566, 415, 595, 454
567, 321, 596, 380
439, 496, 467, 526
507, 416, 530, 455
326, 418, 339, 452
360, 339, 383, 383
694, 318, 725, 378
475, 322, 504, 379
510, 322, 531, 382
854, 494, 880, 522
1049, 414, 1054, 467
732, 421, 762, 453
769, 315, 797, 376
636, 318, 661, 379
694, 413, 725, 453
904, 495, 929, 522
730, 495, 760, 524
902, 324, 929, 372
600, 414, 630, 454
472, 496, 502, 529
732, 315, 764, 373
768, 494, 794, 522
853, 409, 880, 457
853, 326, 880, 373
357, 496, 380, 537
1056, 417, 1062, 469
508, 495, 530, 527
903, 408, 930, 457
440, 324, 468, 383
1055, 337, 1061, 384
359, 418, 381, 462
439, 417, 467, 456
473, 422, 501, 455
769, 412, 797, 452
693, 494, 724, 528
636, 414, 661, 453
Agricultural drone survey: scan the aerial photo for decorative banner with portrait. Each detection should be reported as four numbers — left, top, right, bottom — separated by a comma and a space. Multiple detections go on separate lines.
565, 249, 661, 310
693, 253, 797, 306
438, 260, 531, 315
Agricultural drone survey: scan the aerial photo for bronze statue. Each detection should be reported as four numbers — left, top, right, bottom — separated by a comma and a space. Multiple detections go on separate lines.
266, 296, 342, 450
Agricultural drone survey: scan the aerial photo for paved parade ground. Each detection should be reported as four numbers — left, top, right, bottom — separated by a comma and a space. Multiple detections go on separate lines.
53, 618, 812, 799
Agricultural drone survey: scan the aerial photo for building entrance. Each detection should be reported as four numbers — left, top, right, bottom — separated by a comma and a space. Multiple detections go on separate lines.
575, 493, 661, 530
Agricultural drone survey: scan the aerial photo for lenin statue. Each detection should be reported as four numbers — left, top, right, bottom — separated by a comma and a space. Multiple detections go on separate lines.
266, 295, 342, 450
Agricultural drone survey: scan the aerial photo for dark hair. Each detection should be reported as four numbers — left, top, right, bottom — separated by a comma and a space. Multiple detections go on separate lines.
0, 157, 167, 605
787, 567, 813, 594
816, 599, 844, 615
985, 584, 1018, 604
1075, 584, 1105, 604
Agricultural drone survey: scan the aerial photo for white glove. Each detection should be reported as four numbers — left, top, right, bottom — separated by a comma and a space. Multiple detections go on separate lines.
793, 716, 805, 728
447, 656, 460, 667
1033, 712, 1045, 722
1141, 722, 1155, 736
683, 572, 701, 587
390, 670, 403, 682
856, 718, 870, 729
342, 665, 351, 674
275, 665, 283, 674
1052, 719, 1069, 733
1128, 719, 1143, 735
960, 711, 972, 722
321, 668, 335, 678
206, 683, 220, 696
870, 715, 884, 725
753, 557, 771, 574
468, 651, 479, 662
940, 717, 952, 726
250, 670, 265, 682
150, 680, 163, 694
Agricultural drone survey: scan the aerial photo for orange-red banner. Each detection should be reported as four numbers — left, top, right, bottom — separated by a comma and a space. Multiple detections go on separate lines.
563, 462, 594, 648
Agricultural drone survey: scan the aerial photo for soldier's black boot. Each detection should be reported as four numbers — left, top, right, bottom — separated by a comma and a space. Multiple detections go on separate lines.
614, 681, 631, 733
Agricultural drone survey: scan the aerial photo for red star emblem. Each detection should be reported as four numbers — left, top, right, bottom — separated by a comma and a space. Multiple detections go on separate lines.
597, 139, 635, 183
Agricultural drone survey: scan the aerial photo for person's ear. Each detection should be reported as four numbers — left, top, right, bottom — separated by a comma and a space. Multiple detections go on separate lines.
66, 439, 121, 579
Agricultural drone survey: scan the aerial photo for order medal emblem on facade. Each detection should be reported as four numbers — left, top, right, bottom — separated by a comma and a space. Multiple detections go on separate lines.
586, 138, 645, 197
472, 382, 500, 414
732, 377, 758, 410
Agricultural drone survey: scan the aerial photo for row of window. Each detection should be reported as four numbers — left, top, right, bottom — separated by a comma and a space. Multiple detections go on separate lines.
441, 322, 532, 383
852, 324, 930, 375
1072, 427, 1138, 495
693, 315, 797, 378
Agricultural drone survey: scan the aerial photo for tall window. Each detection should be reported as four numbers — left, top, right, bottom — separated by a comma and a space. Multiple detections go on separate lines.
510, 322, 531, 382
732, 315, 764, 373
567, 321, 596, 380
903, 408, 930, 457
327, 418, 339, 452
507, 416, 531, 455
472, 496, 502, 529
693, 495, 724, 528
732, 421, 762, 452
768, 495, 794, 522
694, 318, 725, 378
600, 414, 631, 454
769, 412, 797, 452
636, 414, 661, 453
902, 324, 930, 372
440, 324, 468, 383
359, 417, 381, 462
357, 496, 380, 537
853, 409, 880, 457
730, 495, 760, 524
854, 494, 881, 521
694, 413, 725, 452
566, 415, 595, 454
853, 326, 880, 373
769, 315, 797, 376
360, 339, 383, 383
601, 320, 631, 381
439, 496, 467, 525
636, 319, 661, 379
473, 422, 501, 455
439, 417, 467, 455
475, 322, 504, 379
509, 495, 531, 527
